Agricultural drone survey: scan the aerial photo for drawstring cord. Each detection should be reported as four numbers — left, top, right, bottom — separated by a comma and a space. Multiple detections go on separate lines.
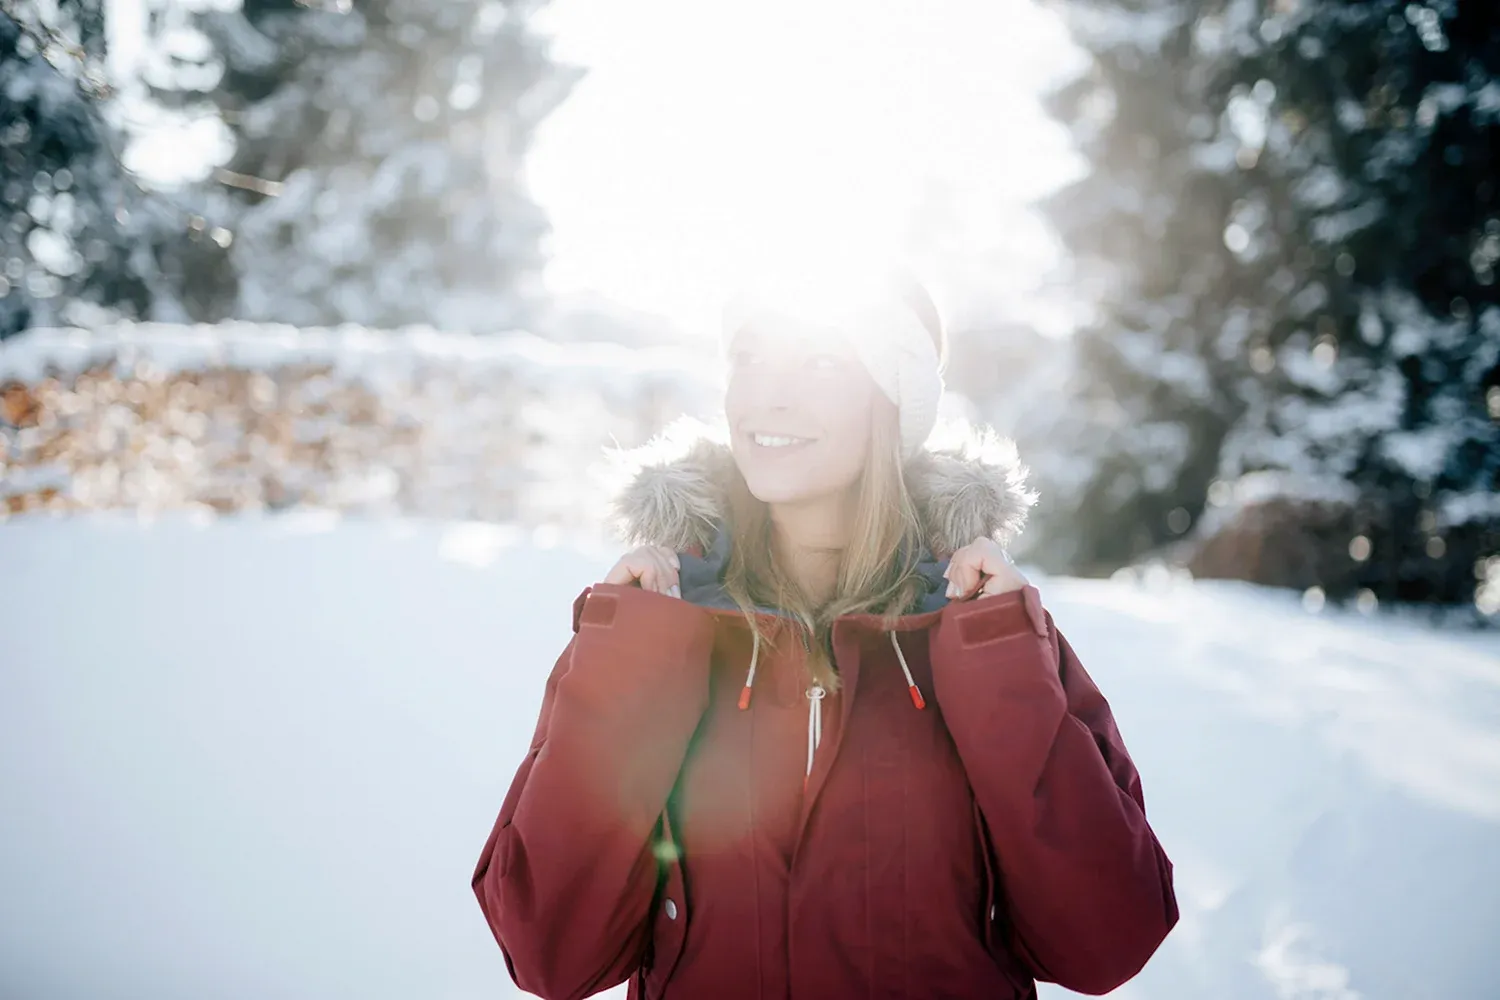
737, 625, 927, 787
889, 631, 927, 710
737, 627, 761, 711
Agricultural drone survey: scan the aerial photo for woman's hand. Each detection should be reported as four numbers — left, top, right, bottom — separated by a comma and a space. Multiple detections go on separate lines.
602, 545, 681, 598
944, 536, 1027, 600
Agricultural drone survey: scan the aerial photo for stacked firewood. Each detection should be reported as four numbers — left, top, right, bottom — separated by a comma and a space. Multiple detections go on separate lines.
0, 324, 718, 530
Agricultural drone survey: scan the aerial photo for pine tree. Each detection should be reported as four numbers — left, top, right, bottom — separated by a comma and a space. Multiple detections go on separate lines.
1026, 0, 1238, 573
1041, 0, 1499, 609
1208, 1, 1500, 606
0, 1, 180, 336
190, 0, 578, 332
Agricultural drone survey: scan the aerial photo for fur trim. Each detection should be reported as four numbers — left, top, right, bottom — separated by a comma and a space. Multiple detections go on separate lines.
610, 416, 1037, 559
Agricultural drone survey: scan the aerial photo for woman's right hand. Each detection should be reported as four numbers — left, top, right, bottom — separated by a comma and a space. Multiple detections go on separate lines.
602, 545, 681, 598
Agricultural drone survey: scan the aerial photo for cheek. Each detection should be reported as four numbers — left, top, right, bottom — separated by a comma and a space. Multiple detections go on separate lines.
804, 385, 874, 487
814, 389, 875, 458
724, 375, 876, 501
723, 377, 750, 427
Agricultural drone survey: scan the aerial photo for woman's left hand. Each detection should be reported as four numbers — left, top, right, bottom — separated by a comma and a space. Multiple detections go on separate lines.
944, 536, 1028, 600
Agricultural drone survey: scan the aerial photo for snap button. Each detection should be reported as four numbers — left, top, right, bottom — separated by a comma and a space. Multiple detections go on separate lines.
664, 898, 678, 921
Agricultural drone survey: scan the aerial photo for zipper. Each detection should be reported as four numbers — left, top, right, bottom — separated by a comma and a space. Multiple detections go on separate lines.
805, 681, 825, 788
801, 623, 822, 789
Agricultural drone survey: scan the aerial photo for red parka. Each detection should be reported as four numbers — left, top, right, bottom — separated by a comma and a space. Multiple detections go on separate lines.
473, 427, 1177, 999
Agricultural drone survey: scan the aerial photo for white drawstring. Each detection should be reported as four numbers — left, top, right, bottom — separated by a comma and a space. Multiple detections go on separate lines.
738, 627, 926, 789
805, 683, 825, 786
889, 631, 926, 710
737, 626, 761, 711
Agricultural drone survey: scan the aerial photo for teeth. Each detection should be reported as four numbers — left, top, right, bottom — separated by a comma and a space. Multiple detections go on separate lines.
753, 434, 809, 448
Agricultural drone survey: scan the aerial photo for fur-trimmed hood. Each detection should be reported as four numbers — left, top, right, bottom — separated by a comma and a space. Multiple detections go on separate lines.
610, 418, 1037, 563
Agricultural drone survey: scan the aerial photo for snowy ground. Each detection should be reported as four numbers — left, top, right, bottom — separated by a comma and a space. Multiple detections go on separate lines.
2, 514, 1497, 1000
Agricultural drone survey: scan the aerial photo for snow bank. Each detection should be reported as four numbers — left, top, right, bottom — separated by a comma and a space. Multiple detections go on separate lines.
1, 516, 1497, 998
0, 322, 717, 386
0, 322, 721, 530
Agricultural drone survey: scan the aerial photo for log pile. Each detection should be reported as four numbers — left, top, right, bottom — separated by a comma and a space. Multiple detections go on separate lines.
0, 324, 719, 530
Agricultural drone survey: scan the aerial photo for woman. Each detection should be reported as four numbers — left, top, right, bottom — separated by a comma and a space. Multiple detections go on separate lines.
472, 273, 1178, 999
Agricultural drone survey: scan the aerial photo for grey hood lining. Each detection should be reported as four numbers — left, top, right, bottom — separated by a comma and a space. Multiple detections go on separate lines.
675, 520, 954, 619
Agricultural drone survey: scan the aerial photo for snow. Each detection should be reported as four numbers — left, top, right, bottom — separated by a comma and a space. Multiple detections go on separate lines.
0, 322, 715, 384
1109, 322, 1214, 403
0, 323, 725, 528
1477, 82, 1500, 120
1191, 135, 1241, 174
1, 515, 1498, 1000
1439, 490, 1500, 529
1334, 98, 1367, 133
1060, 3, 1189, 56
1381, 424, 1460, 482
1293, 166, 1345, 211
1308, 199, 1385, 245
0, 323, 721, 415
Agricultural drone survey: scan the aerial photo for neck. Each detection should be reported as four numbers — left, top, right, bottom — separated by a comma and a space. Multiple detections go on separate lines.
769, 490, 858, 606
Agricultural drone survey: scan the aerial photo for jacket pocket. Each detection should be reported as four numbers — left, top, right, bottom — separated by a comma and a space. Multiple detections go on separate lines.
974, 800, 1002, 953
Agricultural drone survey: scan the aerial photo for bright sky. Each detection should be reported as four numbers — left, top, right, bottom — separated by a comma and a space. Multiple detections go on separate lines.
528, 0, 1088, 338
103, 0, 1088, 338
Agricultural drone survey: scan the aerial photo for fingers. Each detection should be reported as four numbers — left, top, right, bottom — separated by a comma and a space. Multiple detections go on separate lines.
979, 564, 1028, 596
655, 547, 681, 598
638, 554, 681, 597
602, 546, 681, 597
981, 540, 1029, 594
945, 553, 981, 599
944, 540, 986, 599
944, 537, 1021, 600
634, 547, 679, 596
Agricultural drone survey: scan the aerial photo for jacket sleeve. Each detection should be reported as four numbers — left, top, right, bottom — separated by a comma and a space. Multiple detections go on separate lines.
930, 583, 1178, 996
471, 584, 715, 1000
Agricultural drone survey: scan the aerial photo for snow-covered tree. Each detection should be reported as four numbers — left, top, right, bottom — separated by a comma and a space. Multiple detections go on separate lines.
185, 0, 579, 332
1209, 1, 1499, 606
1041, 0, 1498, 608
1025, 1, 1238, 572
0, 2, 176, 336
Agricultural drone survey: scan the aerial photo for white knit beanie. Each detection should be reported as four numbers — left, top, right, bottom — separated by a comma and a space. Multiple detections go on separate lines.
721, 276, 946, 459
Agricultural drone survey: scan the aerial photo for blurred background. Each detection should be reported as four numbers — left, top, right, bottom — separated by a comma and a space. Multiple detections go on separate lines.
1, 1, 1497, 998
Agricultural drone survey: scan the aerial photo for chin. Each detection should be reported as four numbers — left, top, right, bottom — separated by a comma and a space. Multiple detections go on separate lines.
741, 474, 822, 505
738, 460, 859, 507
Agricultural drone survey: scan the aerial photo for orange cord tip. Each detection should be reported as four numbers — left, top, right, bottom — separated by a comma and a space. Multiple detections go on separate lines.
909, 685, 926, 710
738, 686, 753, 711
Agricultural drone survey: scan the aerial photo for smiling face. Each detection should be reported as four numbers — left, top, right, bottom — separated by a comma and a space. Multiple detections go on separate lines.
724, 319, 885, 507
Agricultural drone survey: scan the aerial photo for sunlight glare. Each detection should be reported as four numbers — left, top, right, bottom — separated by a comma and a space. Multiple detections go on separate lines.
529, 0, 1086, 338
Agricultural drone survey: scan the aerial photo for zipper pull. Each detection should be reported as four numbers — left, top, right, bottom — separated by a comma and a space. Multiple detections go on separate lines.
805, 682, 826, 788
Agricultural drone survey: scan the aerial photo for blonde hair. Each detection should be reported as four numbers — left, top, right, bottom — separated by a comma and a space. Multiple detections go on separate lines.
721, 401, 929, 691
